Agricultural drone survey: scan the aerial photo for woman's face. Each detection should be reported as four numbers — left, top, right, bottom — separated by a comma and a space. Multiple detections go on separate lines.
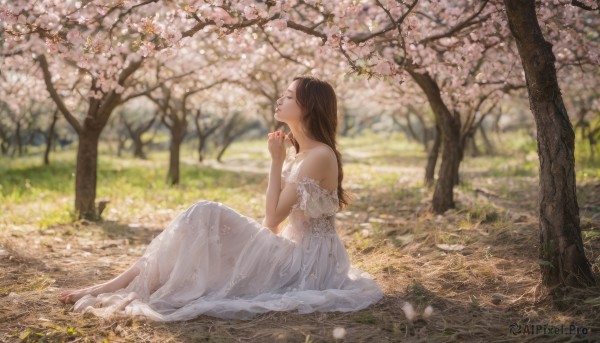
274, 80, 302, 125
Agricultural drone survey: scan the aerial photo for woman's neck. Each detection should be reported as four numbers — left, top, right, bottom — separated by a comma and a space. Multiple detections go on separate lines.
289, 123, 318, 153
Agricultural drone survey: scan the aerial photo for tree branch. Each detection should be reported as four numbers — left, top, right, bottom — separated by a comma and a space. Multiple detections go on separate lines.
0, 49, 23, 58
286, 20, 327, 40
183, 79, 228, 99
107, 0, 160, 37
419, 0, 490, 45
36, 55, 82, 133
260, 27, 312, 68
571, 0, 599, 12
352, 0, 418, 44
97, 58, 144, 121
120, 70, 194, 103
184, 13, 276, 38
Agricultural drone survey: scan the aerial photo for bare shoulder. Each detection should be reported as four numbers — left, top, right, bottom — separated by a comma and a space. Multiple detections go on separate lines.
299, 144, 338, 186
304, 144, 336, 166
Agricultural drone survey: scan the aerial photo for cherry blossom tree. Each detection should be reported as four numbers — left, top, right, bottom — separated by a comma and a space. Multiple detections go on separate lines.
503, 0, 597, 289
0, 0, 279, 219
0, 60, 52, 158
146, 74, 227, 184
199, 83, 262, 163
2, 1, 169, 218
371, 79, 440, 182
193, 107, 223, 162
561, 65, 600, 160
42, 109, 60, 165
119, 98, 159, 159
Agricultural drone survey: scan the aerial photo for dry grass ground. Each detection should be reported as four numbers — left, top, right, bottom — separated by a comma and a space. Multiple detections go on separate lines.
1, 133, 599, 342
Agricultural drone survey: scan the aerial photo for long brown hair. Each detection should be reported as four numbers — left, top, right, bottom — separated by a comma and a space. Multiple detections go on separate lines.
290, 76, 350, 209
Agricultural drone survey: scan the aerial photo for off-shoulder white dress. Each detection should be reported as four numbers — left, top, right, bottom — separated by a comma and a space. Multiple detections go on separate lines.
73, 149, 383, 321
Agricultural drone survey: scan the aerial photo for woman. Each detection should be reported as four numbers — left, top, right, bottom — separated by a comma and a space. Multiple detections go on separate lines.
58, 76, 383, 321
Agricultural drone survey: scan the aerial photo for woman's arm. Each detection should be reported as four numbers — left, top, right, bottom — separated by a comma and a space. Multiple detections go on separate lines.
264, 155, 284, 232
264, 131, 296, 233
263, 134, 338, 233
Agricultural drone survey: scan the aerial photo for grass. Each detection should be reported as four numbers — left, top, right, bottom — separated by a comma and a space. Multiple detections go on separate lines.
0, 146, 266, 230
1, 132, 600, 342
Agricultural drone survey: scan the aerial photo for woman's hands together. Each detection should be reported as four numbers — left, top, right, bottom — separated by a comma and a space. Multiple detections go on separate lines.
267, 130, 290, 164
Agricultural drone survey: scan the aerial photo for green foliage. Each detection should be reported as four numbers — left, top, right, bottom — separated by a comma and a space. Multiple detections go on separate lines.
572, 128, 600, 181
484, 128, 600, 181
464, 202, 500, 225
352, 311, 378, 324
494, 130, 537, 155
0, 149, 265, 230
0, 274, 53, 295
475, 157, 538, 178
405, 281, 434, 303
583, 230, 600, 240
468, 295, 481, 311
340, 130, 427, 165
0, 158, 74, 203
576, 160, 600, 181
483, 246, 493, 260
17, 324, 81, 342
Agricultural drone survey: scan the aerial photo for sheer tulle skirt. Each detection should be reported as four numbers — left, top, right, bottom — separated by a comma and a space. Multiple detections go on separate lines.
73, 201, 383, 321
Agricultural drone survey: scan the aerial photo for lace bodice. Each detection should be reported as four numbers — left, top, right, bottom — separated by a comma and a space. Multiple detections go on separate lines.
282, 148, 339, 239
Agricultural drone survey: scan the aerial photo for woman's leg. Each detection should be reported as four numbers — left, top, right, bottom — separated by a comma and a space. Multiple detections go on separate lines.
58, 264, 141, 304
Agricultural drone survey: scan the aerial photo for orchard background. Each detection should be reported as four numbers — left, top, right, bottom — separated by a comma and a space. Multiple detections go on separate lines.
1, 0, 599, 341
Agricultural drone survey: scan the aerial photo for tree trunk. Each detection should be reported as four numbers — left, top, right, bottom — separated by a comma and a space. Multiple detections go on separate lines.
194, 110, 221, 163
465, 134, 480, 157
122, 114, 155, 159
588, 126, 599, 160
340, 109, 354, 137
37, 54, 143, 221
446, 140, 465, 188
504, 0, 595, 289
408, 70, 463, 213
216, 139, 233, 163
0, 126, 9, 156
116, 118, 127, 157
75, 130, 100, 220
12, 121, 22, 157
480, 124, 495, 155
425, 124, 441, 186
413, 112, 430, 151
197, 136, 206, 162
132, 136, 146, 159
0, 142, 8, 155
167, 137, 182, 185
167, 123, 185, 185
116, 135, 125, 157
216, 119, 254, 163
44, 111, 58, 165
405, 113, 421, 143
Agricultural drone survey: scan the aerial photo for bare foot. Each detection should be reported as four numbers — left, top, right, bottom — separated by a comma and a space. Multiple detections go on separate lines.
58, 288, 95, 304
57, 267, 139, 305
